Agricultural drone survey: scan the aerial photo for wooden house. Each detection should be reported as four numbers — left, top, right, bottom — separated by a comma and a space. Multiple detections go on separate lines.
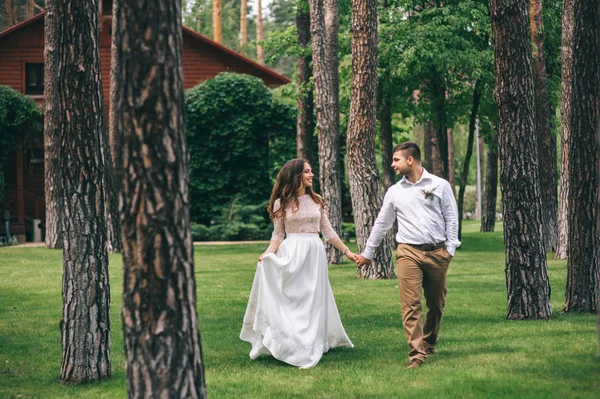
0, 2, 290, 242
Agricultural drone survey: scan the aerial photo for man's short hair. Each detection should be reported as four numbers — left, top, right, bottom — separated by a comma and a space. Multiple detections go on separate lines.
393, 142, 421, 161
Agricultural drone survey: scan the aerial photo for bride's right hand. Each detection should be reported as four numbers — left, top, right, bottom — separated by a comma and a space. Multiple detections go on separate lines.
258, 252, 270, 261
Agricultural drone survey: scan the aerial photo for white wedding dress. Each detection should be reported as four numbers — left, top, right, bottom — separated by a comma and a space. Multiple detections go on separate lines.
240, 195, 353, 369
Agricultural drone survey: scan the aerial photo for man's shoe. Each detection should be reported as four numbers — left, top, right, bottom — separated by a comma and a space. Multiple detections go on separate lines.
407, 359, 424, 369
425, 348, 435, 356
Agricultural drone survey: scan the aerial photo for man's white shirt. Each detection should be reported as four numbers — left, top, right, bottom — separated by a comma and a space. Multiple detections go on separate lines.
362, 168, 461, 260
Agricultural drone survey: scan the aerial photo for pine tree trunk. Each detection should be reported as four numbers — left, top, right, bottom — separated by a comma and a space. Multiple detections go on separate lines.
530, 0, 558, 252
490, 0, 552, 320
423, 120, 434, 171
256, 0, 263, 63
105, 0, 121, 253
564, 0, 599, 313
378, 93, 395, 190
240, 0, 247, 47
212, 0, 222, 44
457, 80, 482, 239
114, 0, 207, 396
347, 0, 394, 279
45, 0, 111, 382
555, 0, 574, 260
309, 0, 343, 264
481, 130, 499, 232
296, 0, 314, 163
447, 128, 456, 195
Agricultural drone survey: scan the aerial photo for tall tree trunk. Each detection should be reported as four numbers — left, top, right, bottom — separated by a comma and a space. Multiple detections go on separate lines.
423, 120, 433, 171
256, 0, 263, 63
114, 0, 207, 396
530, 0, 558, 252
425, 121, 444, 177
296, 0, 314, 163
555, 0, 574, 260
475, 134, 485, 219
378, 92, 395, 190
481, 130, 499, 232
347, 0, 394, 279
309, 0, 343, 264
564, 0, 599, 313
447, 127, 456, 195
212, 0, 222, 43
490, 0, 552, 320
433, 76, 449, 180
240, 0, 247, 47
457, 80, 482, 239
45, 0, 111, 382
105, 0, 121, 253
5, 0, 14, 26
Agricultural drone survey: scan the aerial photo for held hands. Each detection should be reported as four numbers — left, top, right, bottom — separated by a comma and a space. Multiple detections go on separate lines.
344, 250, 358, 263
356, 255, 372, 268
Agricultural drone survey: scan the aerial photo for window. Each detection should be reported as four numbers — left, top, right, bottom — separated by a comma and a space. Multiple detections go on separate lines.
25, 63, 44, 95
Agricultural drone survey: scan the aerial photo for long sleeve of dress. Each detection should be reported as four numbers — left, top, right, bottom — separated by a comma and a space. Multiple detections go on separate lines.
270, 200, 285, 242
319, 207, 339, 242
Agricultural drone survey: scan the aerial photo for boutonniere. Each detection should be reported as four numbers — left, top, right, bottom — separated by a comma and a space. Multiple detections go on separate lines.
420, 187, 436, 200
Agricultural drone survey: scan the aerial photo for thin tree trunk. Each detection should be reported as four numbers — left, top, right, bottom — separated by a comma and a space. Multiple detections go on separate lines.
105, 0, 121, 253
447, 127, 456, 196
423, 120, 434, 171
45, 0, 111, 382
240, 0, 247, 47
256, 0, 263, 63
114, 0, 207, 395
212, 0, 222, 43
379, 92, 395, 190
490, 0, 552, 320
564, 0, 599, 313
555, 0, 574, 260
6, 0, 14, 26
481, 130, 499, 232
457, 80, 482, 239
530, 0, 558, 252
476, 134, 485, 219
309, 0, 343, 264
196, 1, 201, 32
433, 77, 449, 180
296, 0, 314, 163
347, 0, 394, 279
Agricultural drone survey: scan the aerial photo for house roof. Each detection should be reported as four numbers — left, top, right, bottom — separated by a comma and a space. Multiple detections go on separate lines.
0, 12, 291, 86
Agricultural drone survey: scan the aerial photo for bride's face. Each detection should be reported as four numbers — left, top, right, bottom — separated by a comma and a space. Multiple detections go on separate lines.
300, 163, 314, 189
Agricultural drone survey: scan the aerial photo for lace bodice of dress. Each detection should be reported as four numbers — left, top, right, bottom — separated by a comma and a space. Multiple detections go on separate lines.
270, 195, 338, 242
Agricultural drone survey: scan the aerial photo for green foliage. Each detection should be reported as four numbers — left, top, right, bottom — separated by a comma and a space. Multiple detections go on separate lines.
190, 199, 272, 241
185, 73, 295, 225
0, 85, 43, 202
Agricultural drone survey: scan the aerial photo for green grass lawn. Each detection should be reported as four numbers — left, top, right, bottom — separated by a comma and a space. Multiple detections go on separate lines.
1, 221, 598, 398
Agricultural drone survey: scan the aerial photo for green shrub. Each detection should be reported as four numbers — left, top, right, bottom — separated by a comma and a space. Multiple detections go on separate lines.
185, 73, 295, 225
0, 86, 43, 202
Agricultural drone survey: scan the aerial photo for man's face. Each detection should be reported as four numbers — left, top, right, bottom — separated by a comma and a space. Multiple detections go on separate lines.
391, 151, 411, 175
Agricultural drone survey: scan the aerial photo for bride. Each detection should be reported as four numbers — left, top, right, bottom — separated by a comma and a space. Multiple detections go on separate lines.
240, 158, 356, 369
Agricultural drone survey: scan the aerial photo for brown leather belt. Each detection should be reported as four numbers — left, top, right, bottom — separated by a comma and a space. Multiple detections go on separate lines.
403, 242, 446, 251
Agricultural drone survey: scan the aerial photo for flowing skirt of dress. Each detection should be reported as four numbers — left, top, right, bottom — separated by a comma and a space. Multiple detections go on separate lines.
240, 234, 353, 369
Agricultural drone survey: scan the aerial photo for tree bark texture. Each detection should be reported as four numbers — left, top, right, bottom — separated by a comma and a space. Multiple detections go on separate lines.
256, 0, 263, 63
104, 0, 121, 253
564, 0, 600, 313
529, 0, 558, 252
481, 130, 499, 232
457, 80, 482, 239
490, 0, 552, 320
347, 0, 395, 279
45, 0, 111, 382
114, 0, 207, 396
309, 0, 343, 264
378, 92, 395, 190
555, 0, 574, 260
432, 76, 449, 180
296, 0, 314, 163
212, 0, 222, 43
240, 0, 247, 47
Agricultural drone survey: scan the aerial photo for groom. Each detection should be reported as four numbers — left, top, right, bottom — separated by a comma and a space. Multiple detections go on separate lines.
356, 142, 460, 369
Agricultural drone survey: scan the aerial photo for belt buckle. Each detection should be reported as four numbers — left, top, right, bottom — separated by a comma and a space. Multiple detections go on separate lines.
422, 243, 435, 251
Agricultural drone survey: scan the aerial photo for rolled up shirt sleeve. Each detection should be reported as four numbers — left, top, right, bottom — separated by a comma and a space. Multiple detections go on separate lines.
441, 182, 460, 256
362, 191, 396, 260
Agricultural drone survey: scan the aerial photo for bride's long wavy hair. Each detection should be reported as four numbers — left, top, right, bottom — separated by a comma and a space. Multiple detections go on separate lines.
268, 158, 324, 220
